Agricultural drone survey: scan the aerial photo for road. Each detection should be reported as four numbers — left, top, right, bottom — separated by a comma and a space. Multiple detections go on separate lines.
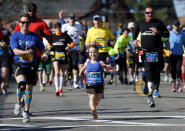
1, 75, 185, 131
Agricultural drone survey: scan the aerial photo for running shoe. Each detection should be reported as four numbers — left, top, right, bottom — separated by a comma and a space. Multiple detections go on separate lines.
164, 75, 169, 82
68, 86, 72, 91
22, 110, 30, 123
124, 78, 128, 85
14, 102, 21, 115
153, 90, 161, 98
73, 83, 79, 89
147, 95, 155, 108
40, 85, 45, 92
119, 76, 124, 84
177, 87, 183, 92
135, 75, 139, 82
79, 82, 84, 88
108, 79, 113, 85
91, 108, 98, 119
129, 76, 134, 84
49, 80, 53, 85
55, 91, 59, 96
1, 87, 7, 95
59, 89, 63, 96
143, 84, 148, 95
171, 87, 176, 92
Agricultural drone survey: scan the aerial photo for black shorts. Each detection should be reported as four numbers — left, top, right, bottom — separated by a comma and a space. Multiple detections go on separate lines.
86, 84, 104, 94
68, 50, 79, 70
0, 57, 10, 68
15, 67, 37, 85
79, 52, 87, 64
164, 57, 170, 63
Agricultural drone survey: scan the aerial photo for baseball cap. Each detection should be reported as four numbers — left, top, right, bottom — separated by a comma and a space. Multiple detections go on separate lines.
93, 15, 101, 19
128, 22, 134, 28
173, 20, 180, 26
167, 25, 172, 31
117, 30, 123, 35
68, 14, 75, 19
26, 3, 37, 10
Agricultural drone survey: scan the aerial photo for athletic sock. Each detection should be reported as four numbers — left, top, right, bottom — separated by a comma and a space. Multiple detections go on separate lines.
54, 76, 59, 91
59, 77, 63, 90
147, 81, 153, 94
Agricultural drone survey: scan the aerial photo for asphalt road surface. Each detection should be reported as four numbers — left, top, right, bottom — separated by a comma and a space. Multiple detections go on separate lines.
1, 75, 185, 131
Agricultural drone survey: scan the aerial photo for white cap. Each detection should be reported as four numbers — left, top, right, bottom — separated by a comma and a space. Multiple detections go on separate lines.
128, 22, 134, 28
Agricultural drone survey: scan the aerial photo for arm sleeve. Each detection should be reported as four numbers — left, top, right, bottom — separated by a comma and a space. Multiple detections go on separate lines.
69, 42, 75, 49
60, 18, 66, 24
10, 34, 18, 50
42, 22, 52, 35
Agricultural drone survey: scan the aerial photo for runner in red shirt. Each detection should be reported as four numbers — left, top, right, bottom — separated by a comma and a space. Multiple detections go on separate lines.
14, 3, 51, 67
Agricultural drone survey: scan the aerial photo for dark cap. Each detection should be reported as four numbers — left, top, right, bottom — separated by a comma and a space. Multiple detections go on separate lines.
173, 20, 180, 26
68, 14, 75, 19
54, 22, 61, 28
26, 3, 37, 10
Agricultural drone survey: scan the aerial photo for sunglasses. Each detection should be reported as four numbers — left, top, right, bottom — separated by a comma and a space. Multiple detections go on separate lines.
20, 21, 30, 24
145, 12, 153, 14
27, 9, 37, 12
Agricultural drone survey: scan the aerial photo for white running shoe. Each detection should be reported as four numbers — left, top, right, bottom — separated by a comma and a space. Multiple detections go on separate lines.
1, 87, 7, 95
22, 110, 30, 123
135, 75, 139, 82
73, 83, 79, 89
164, 75, 169, 82
14, 103, 21, 115
68, 86, 72, 90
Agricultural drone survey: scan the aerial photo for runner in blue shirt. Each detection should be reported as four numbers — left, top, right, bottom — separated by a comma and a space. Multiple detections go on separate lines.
79, 45, 107, 119
11, 13, 46, 123
169, 20, 185, 92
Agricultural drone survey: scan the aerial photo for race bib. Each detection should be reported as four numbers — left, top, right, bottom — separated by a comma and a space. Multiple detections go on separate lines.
146, 52, 158, 62
88, 71, 102, 84
55, 52, 65, 60
20, 53, 33, 63
95, 38, 105, 48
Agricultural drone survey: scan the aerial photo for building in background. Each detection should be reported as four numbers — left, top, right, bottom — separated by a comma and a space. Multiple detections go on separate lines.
173, 0, 185, 26
0, 0, 133, 32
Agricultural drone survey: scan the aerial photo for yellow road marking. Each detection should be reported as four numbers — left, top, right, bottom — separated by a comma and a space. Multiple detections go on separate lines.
136, 78, 146, 96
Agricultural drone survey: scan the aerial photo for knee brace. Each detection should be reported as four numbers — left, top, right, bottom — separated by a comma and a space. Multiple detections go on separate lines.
17, 88, 24, 97
18, 80, 26, 92
25, 90, 32, 104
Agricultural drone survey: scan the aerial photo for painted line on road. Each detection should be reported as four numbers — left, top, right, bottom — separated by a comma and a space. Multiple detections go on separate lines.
2, 123, 185, 131
136, 78, 146, 96
1, 115, 185, 130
